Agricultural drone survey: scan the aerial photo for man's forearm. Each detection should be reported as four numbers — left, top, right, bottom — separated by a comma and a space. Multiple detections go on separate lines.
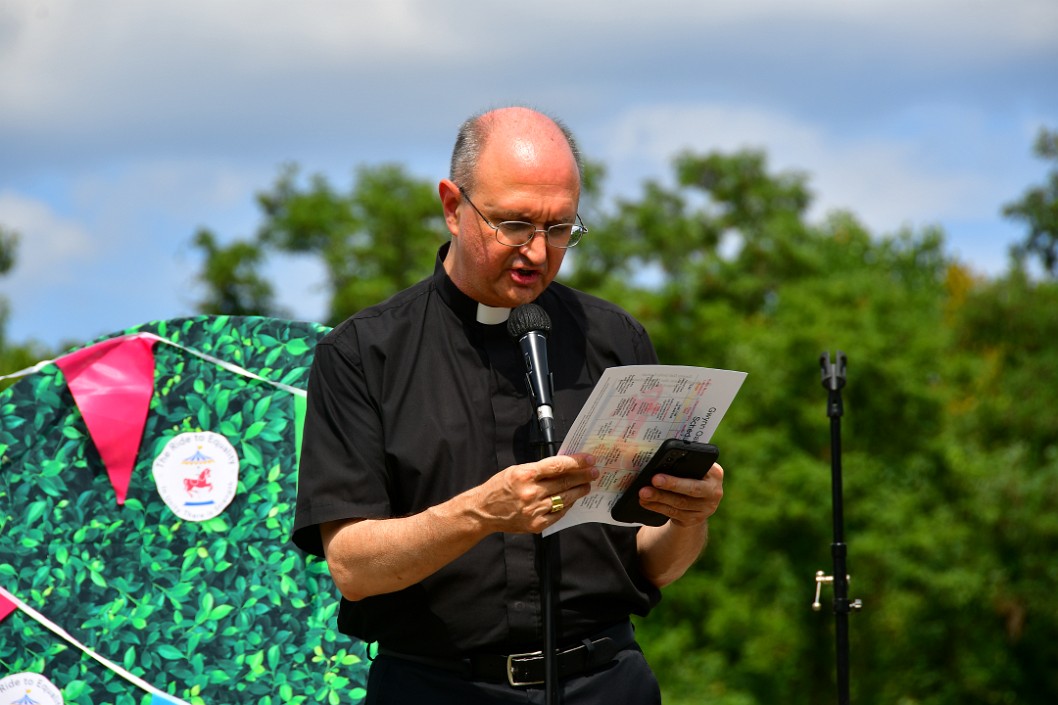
321, 453, 599, 600
636, 520, 709, 588
322, 493, 491, 601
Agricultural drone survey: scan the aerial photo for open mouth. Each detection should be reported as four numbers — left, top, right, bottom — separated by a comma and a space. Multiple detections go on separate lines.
510, 267, 541, 285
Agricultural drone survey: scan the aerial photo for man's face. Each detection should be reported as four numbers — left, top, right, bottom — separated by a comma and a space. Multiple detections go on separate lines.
442, 130, 581, 309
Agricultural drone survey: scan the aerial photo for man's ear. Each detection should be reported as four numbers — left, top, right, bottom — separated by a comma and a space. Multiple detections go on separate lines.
439, 179, 462, 238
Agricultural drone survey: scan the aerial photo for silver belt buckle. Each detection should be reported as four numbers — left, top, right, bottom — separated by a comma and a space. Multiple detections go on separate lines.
506, 650, 545, 687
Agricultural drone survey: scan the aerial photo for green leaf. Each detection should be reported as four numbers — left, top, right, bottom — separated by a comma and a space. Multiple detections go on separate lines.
202, 516, 230, 533
253, 395, 273, 421
25, 500, 49, 526
267, 644, 281, 670
285, 338, 310, 356
215, 388, 231, 419
243, 420, 267, 440
62, 680, 89, 699
62, 425, 84, 440
197, 404, 213, 430
209, 604, 236, 621
241, 442, 263, 468
156, 644, 185, 660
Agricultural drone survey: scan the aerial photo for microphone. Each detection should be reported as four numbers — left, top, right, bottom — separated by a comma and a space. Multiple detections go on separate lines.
507, 303, 556, 446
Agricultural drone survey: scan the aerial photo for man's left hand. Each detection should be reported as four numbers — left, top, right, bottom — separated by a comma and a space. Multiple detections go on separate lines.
636, 463, 724, 528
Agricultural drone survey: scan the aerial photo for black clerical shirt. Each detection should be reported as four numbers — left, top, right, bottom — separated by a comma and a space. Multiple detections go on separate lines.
292, 245, 662, 657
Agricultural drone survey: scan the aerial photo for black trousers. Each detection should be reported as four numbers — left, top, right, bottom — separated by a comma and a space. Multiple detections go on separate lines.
363, 644, 662, 704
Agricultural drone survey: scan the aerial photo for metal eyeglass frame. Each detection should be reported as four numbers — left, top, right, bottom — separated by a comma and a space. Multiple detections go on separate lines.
459, 187, 587, 249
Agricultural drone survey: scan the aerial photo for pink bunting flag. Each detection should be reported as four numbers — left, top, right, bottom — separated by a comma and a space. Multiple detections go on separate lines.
0, 592, 14, 623
55, 334, 158, 505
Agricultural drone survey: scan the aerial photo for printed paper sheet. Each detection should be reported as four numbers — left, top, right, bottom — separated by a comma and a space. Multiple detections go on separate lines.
544, 365, 746, 535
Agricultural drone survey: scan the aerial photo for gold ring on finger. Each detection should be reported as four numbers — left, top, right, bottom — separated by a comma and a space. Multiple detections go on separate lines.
549, 495, 564, 514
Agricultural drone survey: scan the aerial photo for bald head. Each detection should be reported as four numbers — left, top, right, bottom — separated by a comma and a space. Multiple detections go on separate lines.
438, 106, 583, 308
450, 107, 583, 196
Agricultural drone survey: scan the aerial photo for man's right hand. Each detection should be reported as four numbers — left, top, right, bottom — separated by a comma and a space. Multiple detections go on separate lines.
470, 452, 598, 534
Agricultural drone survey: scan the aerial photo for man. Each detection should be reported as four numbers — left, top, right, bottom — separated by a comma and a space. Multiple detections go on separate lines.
292, 106, 724, 704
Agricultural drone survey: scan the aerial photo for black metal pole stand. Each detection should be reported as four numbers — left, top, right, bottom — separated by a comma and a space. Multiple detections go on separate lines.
813, 352, 861, 705
535, 433, 561, 705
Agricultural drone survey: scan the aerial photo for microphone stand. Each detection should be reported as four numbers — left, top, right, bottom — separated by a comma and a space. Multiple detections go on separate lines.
813, 352, 861, 705
508, 304, 562, 704
535, 424, 561, 705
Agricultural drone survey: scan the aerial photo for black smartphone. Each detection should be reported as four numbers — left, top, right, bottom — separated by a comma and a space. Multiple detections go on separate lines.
609, 439, 720, 526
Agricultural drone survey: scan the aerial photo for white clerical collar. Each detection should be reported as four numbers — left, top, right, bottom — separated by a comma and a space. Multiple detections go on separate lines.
476, 303, 511, 325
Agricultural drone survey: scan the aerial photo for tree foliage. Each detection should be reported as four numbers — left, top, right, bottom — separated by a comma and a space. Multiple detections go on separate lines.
1005, 127, 1058, 276
5, 128, 1056, 704
0, 225, 19, 349
186, 139, 1057, 705
0, 225, 51, 390
191, 228, 277, 316
199, 163, 446, 325
595, 148, 1056, 705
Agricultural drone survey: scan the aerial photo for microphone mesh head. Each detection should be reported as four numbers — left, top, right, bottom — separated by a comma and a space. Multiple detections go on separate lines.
507, 303, 552, 339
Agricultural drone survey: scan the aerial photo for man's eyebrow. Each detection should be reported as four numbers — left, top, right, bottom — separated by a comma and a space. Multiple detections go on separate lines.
492, 207, 576, 225
489, 207, 529, 221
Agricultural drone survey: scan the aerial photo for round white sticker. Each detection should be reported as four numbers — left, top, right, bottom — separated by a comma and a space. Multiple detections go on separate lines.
153, 431, 239, 521
0, 673, 64, 705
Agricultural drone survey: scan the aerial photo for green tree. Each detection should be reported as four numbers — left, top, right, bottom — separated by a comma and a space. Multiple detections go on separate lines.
191, 228, 278, 316
1005, 127, 1058, 275
0, 226, 53, 389
194, 163, 445, 324
185, 144, 1058, 705
254, 163, 444, 324
948, 269, 1058, 463
566, 148, 977, 705
0, 225, 18, 349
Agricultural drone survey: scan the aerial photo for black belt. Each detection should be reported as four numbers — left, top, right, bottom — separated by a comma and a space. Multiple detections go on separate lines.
377, 621, 635, 687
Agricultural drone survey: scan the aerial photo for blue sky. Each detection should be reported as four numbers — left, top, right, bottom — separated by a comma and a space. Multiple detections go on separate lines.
1, 0, 1056, 352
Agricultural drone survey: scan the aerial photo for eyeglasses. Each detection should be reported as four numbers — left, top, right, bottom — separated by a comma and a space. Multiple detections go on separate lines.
459, 188, 587, 249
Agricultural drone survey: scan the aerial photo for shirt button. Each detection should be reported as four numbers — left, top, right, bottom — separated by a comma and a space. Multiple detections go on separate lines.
514, 601, 526, 611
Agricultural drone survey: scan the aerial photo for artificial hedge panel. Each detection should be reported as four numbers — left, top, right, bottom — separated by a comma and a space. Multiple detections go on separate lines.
0, 316, 370, 704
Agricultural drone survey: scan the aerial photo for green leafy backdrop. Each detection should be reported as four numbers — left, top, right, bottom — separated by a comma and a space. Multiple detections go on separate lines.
0, 316, 370, 705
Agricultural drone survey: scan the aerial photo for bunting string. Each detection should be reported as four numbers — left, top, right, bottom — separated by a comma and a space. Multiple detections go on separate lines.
0, 329, 311, 704
0, 332, 307, 397
0, 585, 192, 705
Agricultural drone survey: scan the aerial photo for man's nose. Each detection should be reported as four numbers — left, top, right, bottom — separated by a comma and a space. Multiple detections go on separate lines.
518, 231, 550, 261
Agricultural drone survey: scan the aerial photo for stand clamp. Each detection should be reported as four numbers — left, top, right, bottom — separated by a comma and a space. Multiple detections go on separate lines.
812, 570, 863, 613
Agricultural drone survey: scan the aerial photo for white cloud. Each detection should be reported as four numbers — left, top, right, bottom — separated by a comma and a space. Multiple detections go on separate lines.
0, 160, 276, 345
2, 0, 1054, 133
598, 103, 999, 234
0, 0, 1053, 347
0, 192, 94, 288
68, 159, 266, 234
0, 0, 456, 129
